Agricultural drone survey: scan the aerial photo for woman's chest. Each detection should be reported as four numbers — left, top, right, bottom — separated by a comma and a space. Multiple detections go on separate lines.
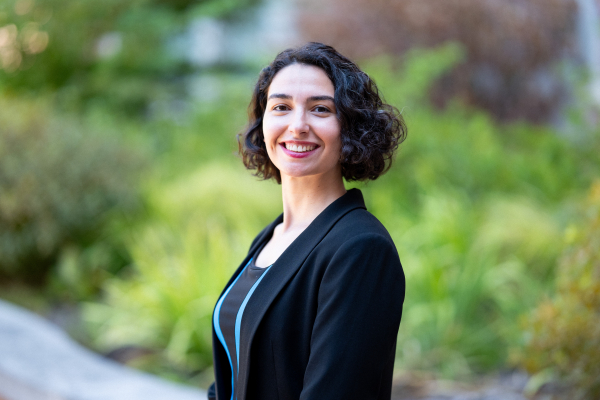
254, 228, 303, 267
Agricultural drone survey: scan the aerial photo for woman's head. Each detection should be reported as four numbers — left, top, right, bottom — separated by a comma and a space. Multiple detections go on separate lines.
239, 42, 407, 183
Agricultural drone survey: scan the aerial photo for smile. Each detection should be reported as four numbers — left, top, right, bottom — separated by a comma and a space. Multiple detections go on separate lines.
284, 143, 318, 152
280, 142, 320, 158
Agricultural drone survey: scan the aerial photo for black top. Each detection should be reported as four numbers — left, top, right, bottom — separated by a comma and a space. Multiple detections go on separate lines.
210, 189, 405, 400
214, 254, 270, 400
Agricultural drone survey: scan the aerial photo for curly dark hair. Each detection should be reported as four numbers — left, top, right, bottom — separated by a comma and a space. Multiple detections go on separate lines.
238, 42, 407, 183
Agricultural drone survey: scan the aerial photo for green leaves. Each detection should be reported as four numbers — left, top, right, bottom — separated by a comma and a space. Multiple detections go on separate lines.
0, 95, 143, 284
83, 163, 281, 374
15, 43, 591, 384
520, 183, 600, 399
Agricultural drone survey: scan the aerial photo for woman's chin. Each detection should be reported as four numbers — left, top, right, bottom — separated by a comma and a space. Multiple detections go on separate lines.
279, 167, 343, 183
279, 169, 317, 180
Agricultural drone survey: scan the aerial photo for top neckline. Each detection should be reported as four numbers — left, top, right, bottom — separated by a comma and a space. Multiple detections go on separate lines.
247, 188, 367, 272
249, 240, 272, 270
249, 258, 271, 270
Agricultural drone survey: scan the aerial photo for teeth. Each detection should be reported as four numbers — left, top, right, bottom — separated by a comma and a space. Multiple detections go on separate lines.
286, 143, 315, 152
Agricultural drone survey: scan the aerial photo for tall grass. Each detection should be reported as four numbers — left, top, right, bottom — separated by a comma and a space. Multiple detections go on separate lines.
83, 163, 281, 374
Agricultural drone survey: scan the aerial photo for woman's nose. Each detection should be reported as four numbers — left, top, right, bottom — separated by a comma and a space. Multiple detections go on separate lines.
289, 109, 309, 136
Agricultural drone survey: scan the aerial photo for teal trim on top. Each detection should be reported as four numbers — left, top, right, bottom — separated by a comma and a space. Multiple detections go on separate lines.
235, 264, 272, 376
213, 259, 252, 400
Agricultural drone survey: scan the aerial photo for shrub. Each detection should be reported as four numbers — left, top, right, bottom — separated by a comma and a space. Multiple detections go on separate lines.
83, 162, 281, 376
357, 46, 599, 375
0, 95, 143, 285
519, 181, 600, 399
375, 191, 564, 376
84, 45, 600, 382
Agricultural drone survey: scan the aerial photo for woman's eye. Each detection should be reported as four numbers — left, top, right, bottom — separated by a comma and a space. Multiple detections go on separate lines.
313, 106, 331, 113
273, 104, 289, 111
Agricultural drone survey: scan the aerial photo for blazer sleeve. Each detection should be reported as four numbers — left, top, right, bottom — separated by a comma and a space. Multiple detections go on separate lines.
299, 233, 405, 400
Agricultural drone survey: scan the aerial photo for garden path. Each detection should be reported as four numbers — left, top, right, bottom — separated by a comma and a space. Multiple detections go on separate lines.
0, 300, 207, 400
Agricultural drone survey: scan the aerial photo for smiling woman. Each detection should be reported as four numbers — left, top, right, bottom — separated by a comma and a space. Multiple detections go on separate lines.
209, 42, 407, 400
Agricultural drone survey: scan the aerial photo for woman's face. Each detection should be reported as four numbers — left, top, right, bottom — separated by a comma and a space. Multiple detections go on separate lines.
262, 63, 342, 182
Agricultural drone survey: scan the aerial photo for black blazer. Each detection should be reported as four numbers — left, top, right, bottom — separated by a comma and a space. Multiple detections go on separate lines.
209, 189, 405, 400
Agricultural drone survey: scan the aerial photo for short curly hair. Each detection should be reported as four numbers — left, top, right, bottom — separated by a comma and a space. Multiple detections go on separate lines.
238, 42, 407, 183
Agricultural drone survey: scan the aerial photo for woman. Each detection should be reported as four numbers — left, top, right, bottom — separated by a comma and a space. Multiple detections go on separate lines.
209, 42, 407, 400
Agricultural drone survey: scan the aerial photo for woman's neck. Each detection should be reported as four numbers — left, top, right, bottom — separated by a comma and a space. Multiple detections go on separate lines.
279, 171, 346, 234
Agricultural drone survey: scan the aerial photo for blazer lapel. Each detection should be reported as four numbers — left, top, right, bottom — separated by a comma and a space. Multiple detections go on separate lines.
211, 213, 284, 400
236, 189, 367, 399
216, 215, 284, 302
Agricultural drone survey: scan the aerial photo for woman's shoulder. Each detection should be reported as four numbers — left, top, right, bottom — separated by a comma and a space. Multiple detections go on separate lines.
318, 208, 399, 259
319, 208, 404, 282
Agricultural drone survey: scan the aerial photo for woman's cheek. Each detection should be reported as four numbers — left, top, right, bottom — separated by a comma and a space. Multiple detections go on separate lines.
262, 117, 279, 144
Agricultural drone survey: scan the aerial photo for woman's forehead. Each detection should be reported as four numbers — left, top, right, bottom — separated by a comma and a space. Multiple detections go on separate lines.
267, 64, 334, 99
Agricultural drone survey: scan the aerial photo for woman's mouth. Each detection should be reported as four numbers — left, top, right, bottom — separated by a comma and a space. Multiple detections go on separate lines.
280, 142, 320, 158
285, 143, 317, 152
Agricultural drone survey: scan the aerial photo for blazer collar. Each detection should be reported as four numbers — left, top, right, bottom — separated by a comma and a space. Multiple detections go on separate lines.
236, 188, 366, 399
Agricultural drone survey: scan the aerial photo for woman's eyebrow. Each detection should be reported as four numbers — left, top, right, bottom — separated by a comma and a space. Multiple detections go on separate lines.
308, 95, 335, 102
268, 93, 292, 100
267, 94, 335, 102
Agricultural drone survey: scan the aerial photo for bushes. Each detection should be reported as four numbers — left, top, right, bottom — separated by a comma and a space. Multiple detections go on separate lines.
0, 95, 143, 285
355, 45, 599, 376
77, 45, 600, 383
373, 190, 564, 376
83, 163, 281, 376
360, 103, 573, 374
519, 182, 600, 399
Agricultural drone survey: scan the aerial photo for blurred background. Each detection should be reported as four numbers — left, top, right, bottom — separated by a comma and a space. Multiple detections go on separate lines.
0, 0, 599, 398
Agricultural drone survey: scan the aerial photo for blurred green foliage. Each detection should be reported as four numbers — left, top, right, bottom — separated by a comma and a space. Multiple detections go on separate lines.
0, 0, 257, 114
84, 164, 281, 376
81, 79, 265, 378
0, 0, 597, 385
75, 44, 600, 385
360, 45, 598, 374
519, 182, 600, 399
0, 94, 143, 286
